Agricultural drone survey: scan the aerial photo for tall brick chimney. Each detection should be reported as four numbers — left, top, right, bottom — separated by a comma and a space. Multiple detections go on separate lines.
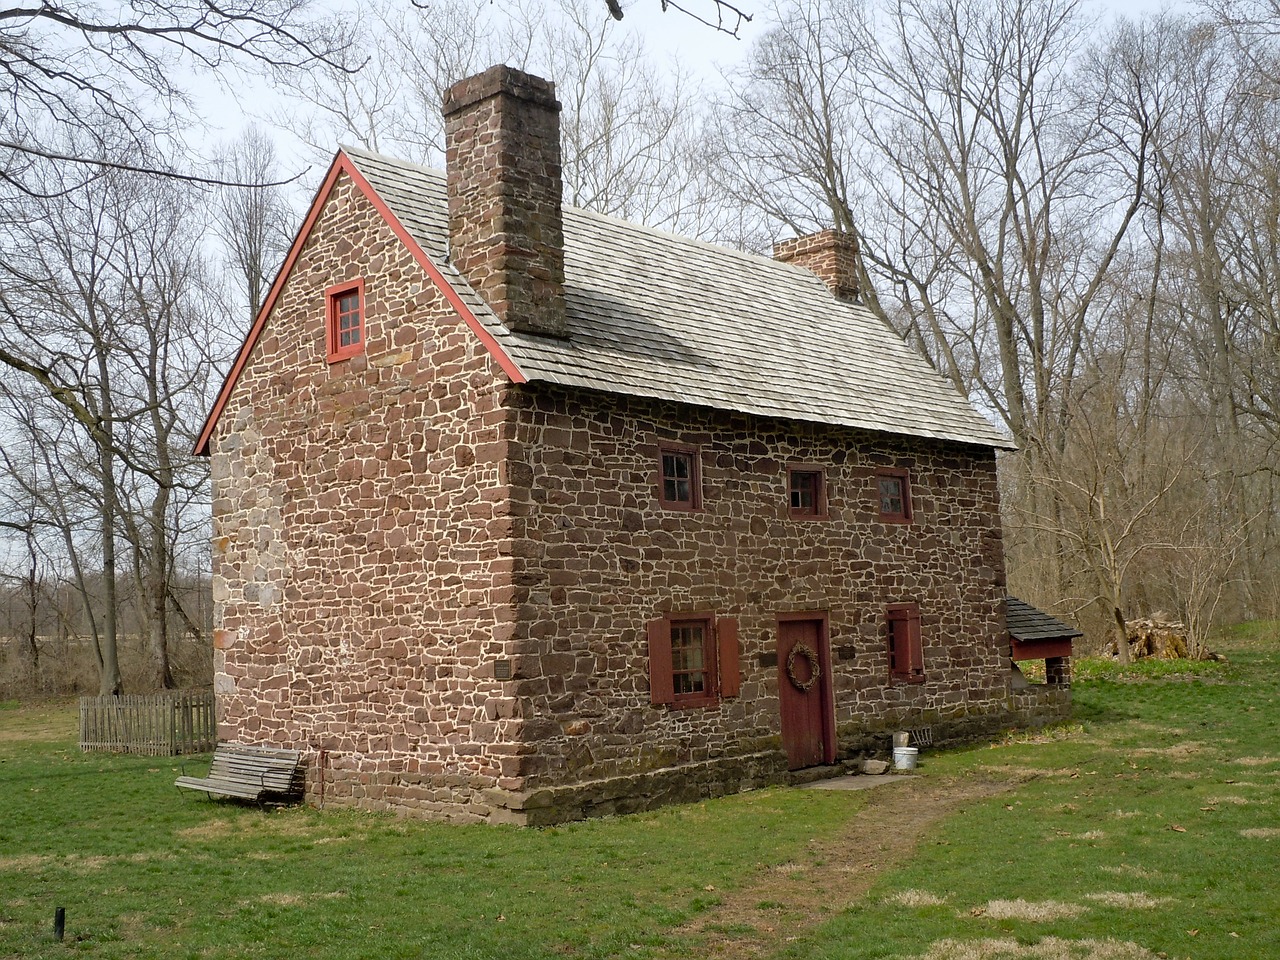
773, 230, 860, 303
443, 65, 567, 338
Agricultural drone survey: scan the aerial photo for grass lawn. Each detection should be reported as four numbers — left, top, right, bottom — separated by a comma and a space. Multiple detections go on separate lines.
779, 623, 1280, 960
2, 623, 1277, 959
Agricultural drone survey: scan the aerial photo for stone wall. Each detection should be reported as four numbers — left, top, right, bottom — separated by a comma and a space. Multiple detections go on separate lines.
210, 171, 527, 822
488, 385, 1022, 820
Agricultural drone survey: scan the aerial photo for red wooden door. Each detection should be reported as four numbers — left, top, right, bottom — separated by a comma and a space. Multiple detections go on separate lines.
777, 618, 831, 770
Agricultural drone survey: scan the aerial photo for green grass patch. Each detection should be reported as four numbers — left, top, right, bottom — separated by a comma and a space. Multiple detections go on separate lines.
780, 625, 1280, 960
3, 625, 1278, 959
0, 706, 858, 960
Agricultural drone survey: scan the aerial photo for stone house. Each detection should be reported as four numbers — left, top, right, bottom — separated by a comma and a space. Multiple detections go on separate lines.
196, 65, 1069, 825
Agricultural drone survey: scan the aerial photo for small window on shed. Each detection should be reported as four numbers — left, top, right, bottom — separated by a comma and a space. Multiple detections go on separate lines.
326, 279, 365, 363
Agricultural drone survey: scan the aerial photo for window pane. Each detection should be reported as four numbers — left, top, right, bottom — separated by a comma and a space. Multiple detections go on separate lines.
791, 471, 819, 513
879, 477, 903, 515
671, 622, 706, 695
661, 451, 694, 505
335, 292, 362, 349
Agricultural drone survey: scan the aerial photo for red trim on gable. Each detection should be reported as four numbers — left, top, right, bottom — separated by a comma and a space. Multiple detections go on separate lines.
193, 150, 526, 456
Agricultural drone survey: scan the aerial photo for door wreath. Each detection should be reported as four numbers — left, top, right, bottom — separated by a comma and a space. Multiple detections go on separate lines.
786, 642, 821, 692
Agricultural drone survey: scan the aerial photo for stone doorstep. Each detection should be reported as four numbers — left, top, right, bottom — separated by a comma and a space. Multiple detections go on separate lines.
801, 773, 914, 791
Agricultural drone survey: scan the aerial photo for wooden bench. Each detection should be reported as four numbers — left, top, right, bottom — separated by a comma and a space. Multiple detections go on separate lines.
175, 743, 304, 804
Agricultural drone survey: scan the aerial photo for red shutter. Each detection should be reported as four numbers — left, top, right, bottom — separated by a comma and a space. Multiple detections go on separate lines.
718, 618, 740, 698
648, 618, 674, 705
888, 608, 906, 677
888, 604, 923, 680
907, 608, 923, 675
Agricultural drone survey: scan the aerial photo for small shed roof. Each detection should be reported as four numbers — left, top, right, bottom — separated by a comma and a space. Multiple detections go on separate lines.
1006, 598, 1083, 642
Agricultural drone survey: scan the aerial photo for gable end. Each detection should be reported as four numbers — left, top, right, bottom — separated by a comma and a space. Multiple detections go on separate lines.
194, 150, 527, 456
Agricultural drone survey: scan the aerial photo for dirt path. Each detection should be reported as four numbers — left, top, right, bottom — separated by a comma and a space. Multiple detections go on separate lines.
658, 775, 1015, 959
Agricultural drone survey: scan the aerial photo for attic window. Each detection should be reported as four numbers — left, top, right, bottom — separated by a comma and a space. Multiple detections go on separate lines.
875, 468, 912, 523
788, 465, 827, 519
657, 444, 701, 511
326, 279, 365, 363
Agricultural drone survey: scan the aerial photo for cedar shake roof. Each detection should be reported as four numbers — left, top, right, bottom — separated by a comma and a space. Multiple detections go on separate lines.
1006, 598, 1083, 642
344, 146, 1013, 450
195, 145, 1015, 455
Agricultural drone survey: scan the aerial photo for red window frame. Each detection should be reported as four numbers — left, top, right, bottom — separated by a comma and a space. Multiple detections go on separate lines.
648, 614, 740, 708
325, 278, 365, 363
887, 602, 924, 683
787, 464, 828, 519
657, 443, 701, 511
875, 467, 912, 523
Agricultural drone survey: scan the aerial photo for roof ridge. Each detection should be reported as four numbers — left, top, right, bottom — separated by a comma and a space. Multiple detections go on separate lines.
342, 143, 823, 284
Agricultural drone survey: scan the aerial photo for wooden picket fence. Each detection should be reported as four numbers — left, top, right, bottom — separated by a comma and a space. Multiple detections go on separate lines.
79, 691, 216, 756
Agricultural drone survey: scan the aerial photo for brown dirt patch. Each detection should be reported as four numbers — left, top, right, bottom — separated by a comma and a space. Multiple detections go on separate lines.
1083, 892, 1173, 909
176, 820, 235, 841
655, 775, 1013, 959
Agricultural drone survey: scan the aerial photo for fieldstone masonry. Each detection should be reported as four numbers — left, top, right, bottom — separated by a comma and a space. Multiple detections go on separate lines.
443, 65, 567, 338
773, 230, 861, 302
208, 65, 1069, 826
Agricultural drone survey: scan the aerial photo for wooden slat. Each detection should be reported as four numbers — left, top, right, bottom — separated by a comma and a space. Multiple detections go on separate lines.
79, 692, 216, 756
175, 744, 304, 803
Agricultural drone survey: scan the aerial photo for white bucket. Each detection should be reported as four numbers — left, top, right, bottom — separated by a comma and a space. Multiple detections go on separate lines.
893, 746, 919, 771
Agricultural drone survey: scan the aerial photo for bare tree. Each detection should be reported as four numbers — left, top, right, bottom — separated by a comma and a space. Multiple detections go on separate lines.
274, 0, 722, 235
0, 0, 349, 193
0, 145, 215, 694
213, 127, 293, 321
605, 0, 754, 34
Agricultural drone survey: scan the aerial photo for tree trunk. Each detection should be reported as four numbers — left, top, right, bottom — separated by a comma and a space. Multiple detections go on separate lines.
1112, 606, 1132, 665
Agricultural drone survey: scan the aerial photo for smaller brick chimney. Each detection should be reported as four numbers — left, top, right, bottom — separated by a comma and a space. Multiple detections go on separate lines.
443, 65, 567, 338
773, 230, 860, 302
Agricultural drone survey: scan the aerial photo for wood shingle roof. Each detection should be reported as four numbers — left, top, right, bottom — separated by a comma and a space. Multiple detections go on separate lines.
344, 146, 1014, 450
1006, 598, 1083, 642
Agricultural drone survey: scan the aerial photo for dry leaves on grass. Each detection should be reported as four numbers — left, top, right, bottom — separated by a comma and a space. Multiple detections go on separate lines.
884, 889, 949, 907
1231, 756, 1280, 767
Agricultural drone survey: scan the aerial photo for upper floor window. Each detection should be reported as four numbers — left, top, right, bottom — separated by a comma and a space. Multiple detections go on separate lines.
326, 279, 365, 363
658, 443, 701, 511
788, 465, 827, 519
875, 467, 912, 523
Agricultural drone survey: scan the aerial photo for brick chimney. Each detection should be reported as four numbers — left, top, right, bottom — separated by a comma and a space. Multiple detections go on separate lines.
773, 230, 860, 302
442, 65, 567, 338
